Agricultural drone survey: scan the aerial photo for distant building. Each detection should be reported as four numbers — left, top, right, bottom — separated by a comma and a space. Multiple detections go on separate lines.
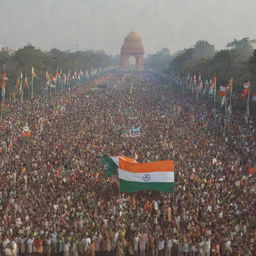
1, 46, 18, 55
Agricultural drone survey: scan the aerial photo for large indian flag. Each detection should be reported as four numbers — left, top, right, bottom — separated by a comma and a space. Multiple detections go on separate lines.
101, 155, 137, 177
118, 157, 174, 192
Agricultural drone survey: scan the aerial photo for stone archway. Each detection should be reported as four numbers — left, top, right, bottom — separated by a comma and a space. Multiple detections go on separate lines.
120, 31, 144, 71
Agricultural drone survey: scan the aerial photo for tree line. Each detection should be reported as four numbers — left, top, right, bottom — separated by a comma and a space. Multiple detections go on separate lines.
0, 45, 119, 99
169, 37, 256, 92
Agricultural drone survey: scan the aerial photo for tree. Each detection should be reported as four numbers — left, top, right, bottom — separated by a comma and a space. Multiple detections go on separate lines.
193, 40, 215, 60
0, 45, 118, 100
169, 48, 195, 75
169, 41, 215, 76
248, 50, 256, 81
227, 37, 256, 60
0, 51, 11, 69
145, 48, 172, 72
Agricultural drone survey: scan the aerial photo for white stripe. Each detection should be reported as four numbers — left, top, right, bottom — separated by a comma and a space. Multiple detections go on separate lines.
110, 157, 119, 166
118, 169, 174, 183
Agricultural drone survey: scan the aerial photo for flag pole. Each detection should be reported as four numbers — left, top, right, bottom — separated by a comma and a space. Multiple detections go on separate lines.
246, 86, 250, 123
31, 72, 34, 99
1, 64, 6, 107
196, 85, 199, 102
229, 79, 233, 113
20, 71, 23, 104
213, 84, 216, 107
223, 96, 227, 137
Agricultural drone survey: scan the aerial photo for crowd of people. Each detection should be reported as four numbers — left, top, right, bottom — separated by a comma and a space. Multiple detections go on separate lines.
0, 71, 255, 256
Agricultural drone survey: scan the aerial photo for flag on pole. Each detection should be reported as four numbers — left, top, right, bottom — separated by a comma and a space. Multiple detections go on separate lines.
118, 157, 175, 192
221, 95, 227, 106
32, 67, 36, 78
16, 77, 21, 90
193, 74, 197, 85
198, 80, 203, 92
24, 75, 29, 88
1, 71, 8, 89
101, 156, 119, 177
252, 93, 256, 102
198, 72, 202, 82
203, 80, 209, 94
210, 74, 216, 87
101, 155, 137, 177
219, 86, 228, 97
241, 80, 250, 99
208, 74, 216, 95
56, 71, 61, 80
227, 78, 233, 91
20, 72, 23, 91
52, 75, 57, 83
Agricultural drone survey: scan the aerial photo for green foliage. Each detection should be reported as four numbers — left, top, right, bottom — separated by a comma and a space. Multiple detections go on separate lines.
248, 50, 256, 81
145, 48, 172, 72
226, 37, 256, 49
193, 40, 215, 60
169, 38, 254, 92
226, 37, 256, 60
170, 40, 215, 76
170, 48, 195, 75
0, 51, 11, 68
0, 45, 118, 98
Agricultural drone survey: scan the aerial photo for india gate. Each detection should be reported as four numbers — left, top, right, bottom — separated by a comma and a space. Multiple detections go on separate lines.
120, 31, 144, 71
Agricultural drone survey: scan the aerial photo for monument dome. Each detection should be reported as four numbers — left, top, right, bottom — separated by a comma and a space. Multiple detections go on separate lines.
121, 31, 144, 55
120, 31, 144, 71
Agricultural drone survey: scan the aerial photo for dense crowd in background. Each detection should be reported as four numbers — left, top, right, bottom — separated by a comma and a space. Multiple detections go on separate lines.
0, 71, 255, 256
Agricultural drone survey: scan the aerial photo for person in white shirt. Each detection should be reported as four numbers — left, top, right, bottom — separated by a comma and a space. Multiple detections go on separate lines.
26, 237, 34, 256
204, 239, 211, 256
157, 237, 165, 256
134, 234, 139, 255
10, 239, 17, 256
19, 236, 26, 256
82, 235, 91, 254
166, 237, 173, 256
63, 242, 70, 256
225, 239, 232, 255
3, 238, 11, 256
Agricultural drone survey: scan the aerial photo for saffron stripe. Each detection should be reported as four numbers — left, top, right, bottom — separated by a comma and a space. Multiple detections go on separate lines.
119, 159, 174, 173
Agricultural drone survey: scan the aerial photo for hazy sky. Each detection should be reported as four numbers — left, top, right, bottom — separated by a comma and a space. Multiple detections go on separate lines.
0, 0, 255, 55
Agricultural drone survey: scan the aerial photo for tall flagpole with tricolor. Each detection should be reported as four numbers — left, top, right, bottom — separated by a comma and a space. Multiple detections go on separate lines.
24, 74, 29, 99
219, 85, 228, 107
31, 66, 36, 99
1, 64, 8, 106
211, 73, 217, 107
241, 80, 251, 121
252, 93, 256, 102
20, 71, 23, 103
196, 72, 202, 102
228, 78, 233, 113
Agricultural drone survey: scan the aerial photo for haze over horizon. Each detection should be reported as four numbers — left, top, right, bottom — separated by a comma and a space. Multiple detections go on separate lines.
0, 0, 255, 55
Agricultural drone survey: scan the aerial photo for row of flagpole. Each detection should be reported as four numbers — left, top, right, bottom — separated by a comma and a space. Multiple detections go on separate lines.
172, 73, 255, 134
1, 65, 105, 105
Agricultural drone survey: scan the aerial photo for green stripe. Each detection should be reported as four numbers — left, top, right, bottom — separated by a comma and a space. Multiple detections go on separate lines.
101, 156, 118, 177
119, 179, 175, 192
